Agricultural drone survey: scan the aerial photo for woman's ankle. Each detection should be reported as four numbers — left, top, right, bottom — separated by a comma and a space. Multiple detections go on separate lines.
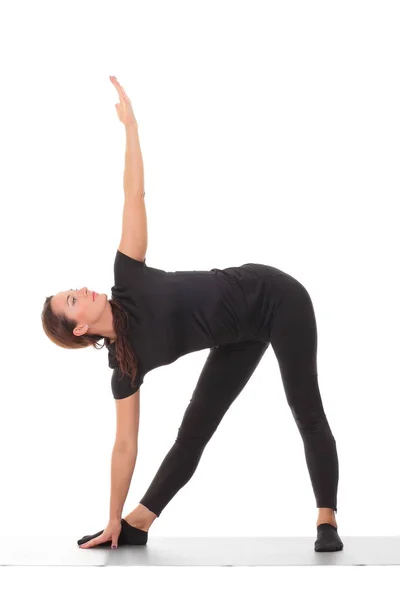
123, 503, 158, 531
316, 507, 337, 527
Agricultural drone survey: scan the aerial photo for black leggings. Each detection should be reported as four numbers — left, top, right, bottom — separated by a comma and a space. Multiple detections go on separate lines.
139, 271, 339, 516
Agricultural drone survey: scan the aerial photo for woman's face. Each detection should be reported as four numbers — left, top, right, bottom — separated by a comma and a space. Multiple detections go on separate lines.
51, 287, 107, 337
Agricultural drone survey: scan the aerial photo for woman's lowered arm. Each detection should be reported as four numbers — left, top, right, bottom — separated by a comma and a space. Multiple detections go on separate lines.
109, 445, 138, 520
110, 390, 141, 519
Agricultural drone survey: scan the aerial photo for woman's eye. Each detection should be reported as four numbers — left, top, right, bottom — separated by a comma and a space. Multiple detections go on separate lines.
73, 297, 76, 305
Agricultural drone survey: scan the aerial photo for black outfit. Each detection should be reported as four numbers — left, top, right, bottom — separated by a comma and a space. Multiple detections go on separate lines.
105, 250, 339, 516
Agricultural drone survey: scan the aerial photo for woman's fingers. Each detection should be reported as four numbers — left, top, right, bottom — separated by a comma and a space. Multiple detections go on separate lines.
110, 76, 121, 96
110, 76, 129, 102
80, 534, 104, 548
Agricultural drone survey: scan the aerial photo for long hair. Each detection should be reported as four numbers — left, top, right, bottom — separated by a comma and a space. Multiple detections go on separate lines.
41, 295, 139, 388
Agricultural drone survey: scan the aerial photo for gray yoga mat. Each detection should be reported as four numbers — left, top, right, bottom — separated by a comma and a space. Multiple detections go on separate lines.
1, 535, 400, 566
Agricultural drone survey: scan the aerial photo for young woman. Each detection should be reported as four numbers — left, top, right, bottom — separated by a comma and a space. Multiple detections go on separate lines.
42, 76, 343, 553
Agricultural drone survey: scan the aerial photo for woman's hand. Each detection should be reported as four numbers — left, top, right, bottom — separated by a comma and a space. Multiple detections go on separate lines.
79, 518, 122, 549
110, 75, 138, 128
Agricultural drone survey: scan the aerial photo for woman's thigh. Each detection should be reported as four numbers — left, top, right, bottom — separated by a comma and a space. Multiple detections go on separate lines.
176, 339, 270, 446
269, 273, 324, 421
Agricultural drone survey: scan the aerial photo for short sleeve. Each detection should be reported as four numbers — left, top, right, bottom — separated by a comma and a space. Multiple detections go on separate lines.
111, 366, 144, 400
114, 249, 147, 287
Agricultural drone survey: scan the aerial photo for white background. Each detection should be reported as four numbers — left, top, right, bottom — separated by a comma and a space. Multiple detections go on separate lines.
1, 0, 399, 557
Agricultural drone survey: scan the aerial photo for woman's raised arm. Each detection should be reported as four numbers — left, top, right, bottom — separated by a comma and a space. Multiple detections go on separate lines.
110, 76, 147, 261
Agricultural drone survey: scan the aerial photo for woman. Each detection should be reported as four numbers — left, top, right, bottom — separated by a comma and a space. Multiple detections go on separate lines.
42, 76, 343, 553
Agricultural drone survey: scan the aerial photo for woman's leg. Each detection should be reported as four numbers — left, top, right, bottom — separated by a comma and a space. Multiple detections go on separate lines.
268, 273, 339, 518
125, 339, 270, 525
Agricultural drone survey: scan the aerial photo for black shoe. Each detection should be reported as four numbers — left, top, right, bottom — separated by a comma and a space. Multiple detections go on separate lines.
77, 518, 148, 547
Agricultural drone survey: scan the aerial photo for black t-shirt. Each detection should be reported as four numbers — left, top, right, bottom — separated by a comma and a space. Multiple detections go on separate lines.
105, 250, 274, 399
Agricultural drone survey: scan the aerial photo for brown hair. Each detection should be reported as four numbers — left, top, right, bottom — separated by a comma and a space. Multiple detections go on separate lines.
41, 295, 139, 388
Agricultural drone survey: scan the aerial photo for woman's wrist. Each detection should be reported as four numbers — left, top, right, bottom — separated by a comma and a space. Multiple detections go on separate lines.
125, 123, 138, 133
109, 515, 122, 523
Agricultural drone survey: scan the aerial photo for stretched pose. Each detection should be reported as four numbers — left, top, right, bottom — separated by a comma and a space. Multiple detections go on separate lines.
42, 76, 343, 553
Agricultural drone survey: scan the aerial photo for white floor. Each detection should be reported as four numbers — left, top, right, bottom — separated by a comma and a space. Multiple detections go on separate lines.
2, 536, 400, 566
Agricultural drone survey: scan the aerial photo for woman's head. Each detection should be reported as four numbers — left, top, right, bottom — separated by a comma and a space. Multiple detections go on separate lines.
49, 287, 115, 342
41, 286, 139, 388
